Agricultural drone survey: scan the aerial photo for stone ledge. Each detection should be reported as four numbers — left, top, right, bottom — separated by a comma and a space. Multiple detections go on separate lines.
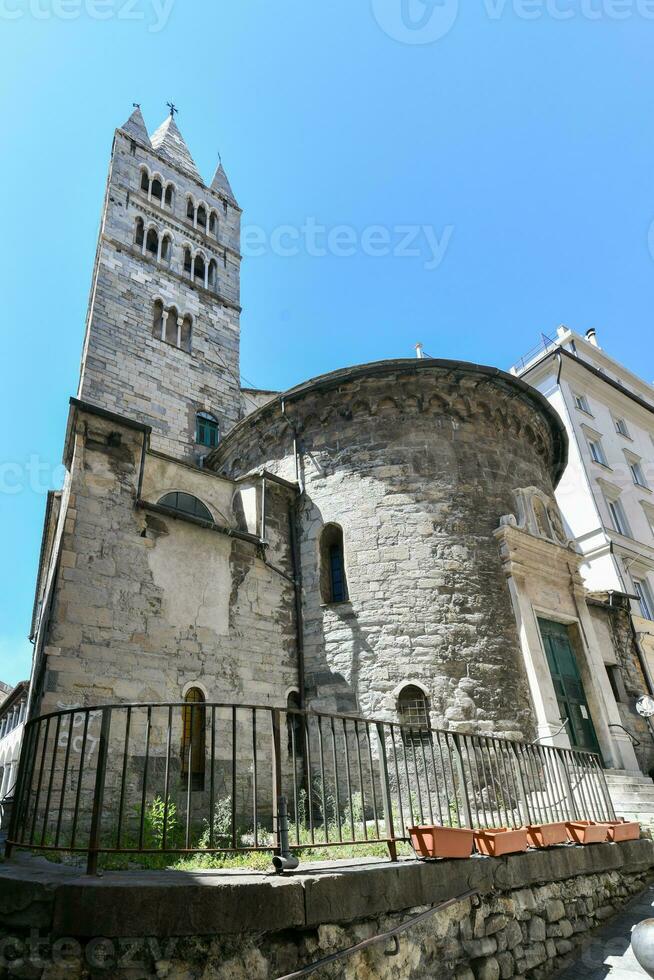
1, 840, 652, 939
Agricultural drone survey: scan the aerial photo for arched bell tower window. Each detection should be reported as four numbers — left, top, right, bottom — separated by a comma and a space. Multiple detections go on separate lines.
181, 688, 205, 792
319, 524, 348, 604
158, 492, 213, 522
164, 183, 174, 208
146, 227, 158, 256
397, 685, 430, 744
151, 178, 163, 203
196, 412, 219, 449
134, 217, 144, 248
197, 204, 207, 233
152, 299, 164, 340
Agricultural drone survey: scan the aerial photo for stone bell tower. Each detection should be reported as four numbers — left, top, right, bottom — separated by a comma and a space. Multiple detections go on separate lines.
77, 106, 242, 461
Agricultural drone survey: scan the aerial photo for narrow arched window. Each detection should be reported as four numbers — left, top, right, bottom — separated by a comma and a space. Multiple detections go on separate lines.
197, 204, 207, 232
208, 259, 217, 291
196, 412, 219, 448
180, 314, 192, 353
194, 254, 206, 284
181, 688, 205, 792
146, 227, 158, 256
186, 197, 195, 221
164, 183, 174, 208
134, 217, 144, 248
151, 178, 163, 202
320, 524, 348, 604
165, 307, 178, 347
158, 492, 213, 522
184, 248, 193, 276
161, 235, 172, 263
397, 685, 430, 744
152, 300, 165, 340
209, 212, 218, 237
140, 169, 149, 193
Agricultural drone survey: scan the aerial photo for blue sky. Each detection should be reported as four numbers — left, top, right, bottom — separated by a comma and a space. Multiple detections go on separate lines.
1, 0, 654, 685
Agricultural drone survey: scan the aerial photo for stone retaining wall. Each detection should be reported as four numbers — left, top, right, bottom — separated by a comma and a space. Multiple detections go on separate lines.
1, 841, 653, 979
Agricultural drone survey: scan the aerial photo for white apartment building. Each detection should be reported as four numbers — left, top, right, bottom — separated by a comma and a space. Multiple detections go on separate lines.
512, 326, 654, 686
0, 681, 28, 805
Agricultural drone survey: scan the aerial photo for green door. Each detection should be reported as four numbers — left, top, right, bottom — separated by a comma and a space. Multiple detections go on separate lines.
538, 618, 602, 757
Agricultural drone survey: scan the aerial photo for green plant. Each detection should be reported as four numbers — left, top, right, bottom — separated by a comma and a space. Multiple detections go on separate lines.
198, 797, 233, 849
140, 795, 177, 849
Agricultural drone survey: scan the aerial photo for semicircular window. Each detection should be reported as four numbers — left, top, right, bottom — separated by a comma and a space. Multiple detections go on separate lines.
158, 492, 213, 522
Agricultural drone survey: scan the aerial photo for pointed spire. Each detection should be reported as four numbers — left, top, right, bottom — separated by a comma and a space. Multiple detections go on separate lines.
150, 115, 202, 183
121, 106, 151, 146
211, 161, 238, 206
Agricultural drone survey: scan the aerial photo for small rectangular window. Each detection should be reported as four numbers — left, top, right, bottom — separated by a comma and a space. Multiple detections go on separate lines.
607, 497, 630, 537
574, 393, 591, 413
634, 579, 654, 621
588, 438, 607, 466
615, 417, 630, 438
606, 665, 626, 704
629, 460, 649, 489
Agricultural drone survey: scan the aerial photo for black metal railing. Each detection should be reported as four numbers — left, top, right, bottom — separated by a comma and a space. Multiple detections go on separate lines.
5, 702, 615, 873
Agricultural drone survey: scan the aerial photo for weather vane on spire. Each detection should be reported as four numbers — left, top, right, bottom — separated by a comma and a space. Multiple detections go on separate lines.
132, 102, 141, 110
166, 102, 178, 118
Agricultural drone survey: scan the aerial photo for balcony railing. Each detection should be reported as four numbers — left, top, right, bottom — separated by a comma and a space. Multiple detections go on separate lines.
5, 702, 615, 874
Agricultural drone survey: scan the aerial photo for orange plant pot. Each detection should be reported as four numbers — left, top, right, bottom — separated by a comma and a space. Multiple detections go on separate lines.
408, 825, 475, 860
526, 822, 569, 848
597, 820, 641, 842
566, 821, 609, 845
474, 828, 529, 857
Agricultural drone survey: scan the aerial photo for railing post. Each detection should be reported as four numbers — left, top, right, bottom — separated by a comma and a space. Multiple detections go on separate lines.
451, 734, 473, 828
271, 708, 283, 854
86, 707, 111, 876
375, 722, 397, 862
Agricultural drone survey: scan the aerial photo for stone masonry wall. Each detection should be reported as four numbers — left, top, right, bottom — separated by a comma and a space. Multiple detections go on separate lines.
1, 841, 652, 979
78, 127, 242, 463
211, 361, 567, 740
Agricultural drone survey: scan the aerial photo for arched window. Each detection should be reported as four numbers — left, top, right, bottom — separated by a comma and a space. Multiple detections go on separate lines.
397, 685, 430, 744
158, 492, 213, 522
197, 204, 207, 232
208, 259, 217, 291
194, 253, 206, 284
134, 217, 144, 248
181, 688, 205, 792
196, 412, 219, 449
163, 306, 177, 346
140, 169, 149, 193
151, 178, 163, 202
186, 197, 195, 221
209, 212, 218, 237
320, 524, 348, 604
161, 234, 172, 263
164, 183, 174, 208
146, 227, 158, 256
180, 314, 192, 353
184, 247, 193, 276
152, 300, 165, 340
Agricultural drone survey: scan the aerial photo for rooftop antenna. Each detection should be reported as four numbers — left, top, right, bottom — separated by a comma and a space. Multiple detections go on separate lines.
415, 342, 424, 360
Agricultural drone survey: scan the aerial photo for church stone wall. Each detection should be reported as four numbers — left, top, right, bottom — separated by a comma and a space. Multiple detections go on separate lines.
211, 361, 566, 741
34, 407, 298, 716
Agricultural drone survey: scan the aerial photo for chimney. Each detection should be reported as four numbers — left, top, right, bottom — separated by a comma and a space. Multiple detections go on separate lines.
586, 328, 600, 348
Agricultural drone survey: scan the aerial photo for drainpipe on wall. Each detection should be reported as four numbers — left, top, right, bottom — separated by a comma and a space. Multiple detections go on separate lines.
281, 399, 307, 709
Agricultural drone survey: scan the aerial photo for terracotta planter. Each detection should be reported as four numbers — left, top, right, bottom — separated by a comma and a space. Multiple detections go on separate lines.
408, 825, 474, 860
565, 821, 609, 845
474, 828, 529, 857
526, 822, 569, 848
597, 820, 641, 842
